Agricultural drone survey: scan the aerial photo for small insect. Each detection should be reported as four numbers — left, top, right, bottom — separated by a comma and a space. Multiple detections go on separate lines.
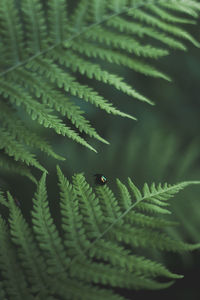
94, 174, 107, 185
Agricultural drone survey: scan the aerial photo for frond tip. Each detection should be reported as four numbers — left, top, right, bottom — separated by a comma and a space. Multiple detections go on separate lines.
0, 168, 200, 298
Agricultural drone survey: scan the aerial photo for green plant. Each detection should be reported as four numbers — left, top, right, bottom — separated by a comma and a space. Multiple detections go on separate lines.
0, 167, 200, 299
0, 0, 200, 180
1, 0, 200, 299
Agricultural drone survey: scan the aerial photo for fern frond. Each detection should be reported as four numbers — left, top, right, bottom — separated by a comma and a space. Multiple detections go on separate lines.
129, 179, 198, 202
116, 179, 178, 227
147, 4, 196, 24
124, 211, 179, 229
0, 78, 97, 153
70, 257, 175, 290
31, 173, 70, 275
26, 57, 136, 119
49, 277, 128, 300
70, 39, 170, 79
160, 1, 200, 17
0, 153, 37, 184
107, 0, 128, 13
83, 26, 169, 58
9, 68, 108, 146
0, 169, 200, 298
96, 184, 122, 220
96, 179, 200, 252
0, 216, 34, 299
50, 48, 153, 104
0, 0, 24, 65
47, 0, 68, 44
20, 0, 47, 53
106, 17, 187, 50
0, 127, 46, 172
0, 0, 200, 173
70, 0, 90, 30
6, 192, 51, 295
89, 0, 107, 23
128, 7, 200, 47
111, 222, 200, 252
32, 170, 128, 300
72, 173, 104, 238
88, 239, 180, 279
0, 101, 65, 161
57, 165, 91, 257
58, 168, 182, 285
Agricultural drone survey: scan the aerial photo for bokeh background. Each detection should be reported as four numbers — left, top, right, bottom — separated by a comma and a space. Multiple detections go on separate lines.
1, 17, 200, 300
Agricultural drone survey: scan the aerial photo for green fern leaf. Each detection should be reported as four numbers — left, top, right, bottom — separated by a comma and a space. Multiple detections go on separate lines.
20, 0, 47, 53
0, 0, 200, 174
128, 8, 200, 47
57, 165, 91, 257
0, 101, 65, 162
0, 169, 200, 299
147, 4, 197, 24
83, 25, 169, 58
50, 48, 153, 104
0, 216, 34, 299
31, 173, 70, 275
160, 1, 200, 18
107, 16, 187, 50
47, 0, 68, 44
124, 211, 179, 229
0, 0, 25, 65
0, 153, 37, 184
7, 68, 108, 145
26, 57, 136, 119
0, 127, 46, 172
6, 192, 52, 296
70, 40, 171, 78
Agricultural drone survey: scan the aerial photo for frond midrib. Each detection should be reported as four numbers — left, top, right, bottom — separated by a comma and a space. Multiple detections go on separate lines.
60, 180, 200, 273
0, 0, 174, 77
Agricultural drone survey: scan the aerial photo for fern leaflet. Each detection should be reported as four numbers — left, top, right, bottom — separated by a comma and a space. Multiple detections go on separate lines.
0, 168, 199, 299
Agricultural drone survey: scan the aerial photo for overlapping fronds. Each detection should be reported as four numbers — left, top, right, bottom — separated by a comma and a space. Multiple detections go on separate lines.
77, 124, 200, 264
0, 168, 200, 299
0, 0, 200, 178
